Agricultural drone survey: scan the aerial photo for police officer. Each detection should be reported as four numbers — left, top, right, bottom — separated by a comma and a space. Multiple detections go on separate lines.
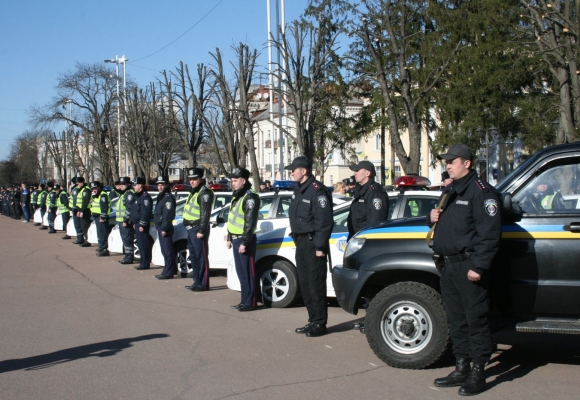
117, 177, 136, 265
347, 161, 389, 240
285, 157, 334, 337
183, 167, 214, 291
30, 184, 39, 222
342, 176, 356, 197
227, 167, 260, 311
68, 177, 81, 241
36, 183, 48, 228
56, 183, 71, 234
90, 181, 111, 256
130, 177, 153, 270
46, 182, 58, 233
428, 144, 502, 396
74, 177, 92, 247
153, 176, 176, 279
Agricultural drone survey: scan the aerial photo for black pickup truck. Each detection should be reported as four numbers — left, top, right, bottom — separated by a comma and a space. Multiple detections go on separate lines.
332, 142, 580, 369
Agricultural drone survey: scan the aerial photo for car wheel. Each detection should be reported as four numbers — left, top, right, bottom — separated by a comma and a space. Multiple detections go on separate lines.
259, 260, 299, 308
365, 282, 449, 369
175, 242, 192, 278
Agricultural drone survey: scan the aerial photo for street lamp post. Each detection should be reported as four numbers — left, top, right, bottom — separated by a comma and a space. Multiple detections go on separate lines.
104, 55, 129, 177
63, 99, 72, 184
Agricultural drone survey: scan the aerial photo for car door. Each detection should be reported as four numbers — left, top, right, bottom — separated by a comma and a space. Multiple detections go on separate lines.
208, 205, 231, 269
495, 155, 580, 318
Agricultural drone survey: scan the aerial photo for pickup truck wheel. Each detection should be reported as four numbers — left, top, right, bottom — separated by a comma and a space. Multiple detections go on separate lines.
365, 282, 449, 369
175, 242, 192, 278
259, 260, 299, 308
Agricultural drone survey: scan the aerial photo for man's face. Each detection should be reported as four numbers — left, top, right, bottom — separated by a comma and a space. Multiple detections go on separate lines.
537, 183, 548, 193
157, 183, 166, 192
120, 184, 128, 191
189, 177, 202, 189
290, 167, 307, 183
231, 177, 245, 191
446, 157, 471, 180
77, 181, 84, 187
354, 168, 371, 184
134, 184, 143, 193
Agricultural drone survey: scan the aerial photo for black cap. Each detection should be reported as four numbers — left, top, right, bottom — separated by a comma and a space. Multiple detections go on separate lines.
187, 167, 204, 179
132, 177, 146, 185
46, 181, 54, 188
90, 181, 102, 189
284, 156, 311, 171
155, 175, 169, 184
55, 184, 61, 190
437, 144, 473, 161
349, 161, 376, 176
342, 176, 355, 185
71, 177, 78, 184
40, 183, 46, 189
230, 167, 250, 180
77, 177, 85, 183
119, 176, 131, 185
114, 180, 121, 185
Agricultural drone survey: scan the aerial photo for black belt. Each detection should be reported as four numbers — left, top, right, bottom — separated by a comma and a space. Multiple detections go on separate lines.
444, 254, 468, 264
293, 232, 313, 237
185, 219, 200, 227
230, 234, 242, 239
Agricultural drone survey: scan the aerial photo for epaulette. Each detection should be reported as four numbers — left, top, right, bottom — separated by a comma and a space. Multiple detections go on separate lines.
246, 189, 252, 195
475, 178, 489, 192
370, 183, 377, 191
311, 182, 321, 190
201, 186, 206, 191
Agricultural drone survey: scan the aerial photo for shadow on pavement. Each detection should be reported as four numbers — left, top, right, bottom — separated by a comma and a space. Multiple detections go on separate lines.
0, 333, 170, 373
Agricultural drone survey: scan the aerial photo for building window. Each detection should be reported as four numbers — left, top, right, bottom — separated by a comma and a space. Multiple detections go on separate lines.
394, 165, 402, 178
374, 134, 380, 151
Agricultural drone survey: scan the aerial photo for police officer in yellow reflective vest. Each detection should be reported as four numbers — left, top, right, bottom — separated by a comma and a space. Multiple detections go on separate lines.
46, 182, 58, 233
90, 181, 111, 257
227, 167, 260, 311
36, 183, 48, 227
183, 167, 214, 291
65, 177, 78, 240
56, 184, 71, 237
117, 177, 136, 265
74, 177, 92, 247
31, 185, 40, 224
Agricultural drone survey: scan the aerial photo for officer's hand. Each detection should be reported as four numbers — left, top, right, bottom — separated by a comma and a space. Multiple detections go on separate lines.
467, 270, 481, 282
122, 222, 126, 227
316, 250, 325, 257
139, 227, 144, 232
430, 209, 442, 222
161, 231, 166, 237
239, 244, 246, 254
79, 212, 83, 218
196, 232, 204, 239
226, 241, 232, 249
99, 219, 104, 223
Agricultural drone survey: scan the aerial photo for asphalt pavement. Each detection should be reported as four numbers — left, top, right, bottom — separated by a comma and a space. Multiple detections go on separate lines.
0, 217, 578, 399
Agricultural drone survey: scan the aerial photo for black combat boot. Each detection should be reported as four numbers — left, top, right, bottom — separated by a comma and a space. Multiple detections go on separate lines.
458, 363, 486, 396
434, 357, 471, 387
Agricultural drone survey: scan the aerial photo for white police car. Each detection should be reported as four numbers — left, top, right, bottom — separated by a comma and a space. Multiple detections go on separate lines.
226, 189, 442, 307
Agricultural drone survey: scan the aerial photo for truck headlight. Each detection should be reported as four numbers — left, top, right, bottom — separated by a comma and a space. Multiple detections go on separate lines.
344, 237, 366, 257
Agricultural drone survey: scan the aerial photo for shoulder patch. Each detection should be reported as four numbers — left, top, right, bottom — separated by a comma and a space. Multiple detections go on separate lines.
144, 199, 149, 206
372, 198, 382, 210
83, 191, 89, 196
202, 194, 210, 202
246, 198, 256, 210
318, 195, 327, 208
484, 199, 498, 216
165, 201, 171, 209
101, 196, 106, 203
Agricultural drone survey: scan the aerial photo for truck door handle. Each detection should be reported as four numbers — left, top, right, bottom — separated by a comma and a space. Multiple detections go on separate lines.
563, 222, 580, 232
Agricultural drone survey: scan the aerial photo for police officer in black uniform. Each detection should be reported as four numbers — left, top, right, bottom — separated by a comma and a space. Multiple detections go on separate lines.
75, 177, 92, 247
46, 182, 58, 233
286, 156, 334, 337
118, 177, 136, 265
347, 161, 389, 240
227, 167, 260, 311
90, 181, 111, 257
428, 144, 502, 396
154, 176, 176, 279
183, 167, 214, 291
130, 177, 153, 270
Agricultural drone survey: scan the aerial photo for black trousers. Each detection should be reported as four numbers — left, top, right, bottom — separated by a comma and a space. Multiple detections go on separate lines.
119, 223, 135, 261
187, 226, 210, 290
157, 226, 176, 277
47, 207, 57, 231
440, 260, 493, 364
295, 235, 328, 325
232, 236, 257, 306
79, 211, 92, 242
61, 212, 70, 232
95, 217, 110, 250
136, 225, 153, 268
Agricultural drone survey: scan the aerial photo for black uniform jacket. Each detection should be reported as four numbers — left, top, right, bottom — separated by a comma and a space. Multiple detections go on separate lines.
154, 188, 176, 233
48, 190, 58, 209
122, 189, 135, 222
288, 175, 334, 251
227, 183, 260, 247
129, 190, 153, 228
183, 185, 214, 237
347, 178, 389, 238
427, 170, 502, 275
31, 189, 40, 206
70, 187, 80, 212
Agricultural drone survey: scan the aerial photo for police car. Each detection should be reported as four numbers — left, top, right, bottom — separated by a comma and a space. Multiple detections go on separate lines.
226, 189, 443, 308
332, 142, 580, 370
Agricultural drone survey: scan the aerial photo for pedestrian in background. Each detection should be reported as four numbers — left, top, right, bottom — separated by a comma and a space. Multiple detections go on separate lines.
286, 156, 334, 337
183, 167, 214, 291
153, 175, 176, 279
428, 144, 502, 396
227, 167, 260, 312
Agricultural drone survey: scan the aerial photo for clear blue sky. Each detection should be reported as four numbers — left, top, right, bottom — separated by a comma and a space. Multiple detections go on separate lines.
0, 0, 311, 160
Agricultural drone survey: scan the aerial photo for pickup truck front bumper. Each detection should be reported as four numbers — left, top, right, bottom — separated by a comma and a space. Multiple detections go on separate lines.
332, 264, 374, 315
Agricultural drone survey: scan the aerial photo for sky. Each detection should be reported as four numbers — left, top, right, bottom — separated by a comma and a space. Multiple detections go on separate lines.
0, 0, 311, 160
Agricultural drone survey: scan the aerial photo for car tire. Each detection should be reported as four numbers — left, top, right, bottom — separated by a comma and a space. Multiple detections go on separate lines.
365, 282, 449, 369
175, 241, 192, 278
259, 260, 300, 308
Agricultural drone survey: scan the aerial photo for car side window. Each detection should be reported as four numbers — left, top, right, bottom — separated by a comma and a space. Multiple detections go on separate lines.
274, 197, 292, 219
332, 208, 350, 233
513, 158, 580, 214
403, 197, 440, 218
175, 202, 185, 217
258, 197, 274, 219
388, 198, 397, 219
